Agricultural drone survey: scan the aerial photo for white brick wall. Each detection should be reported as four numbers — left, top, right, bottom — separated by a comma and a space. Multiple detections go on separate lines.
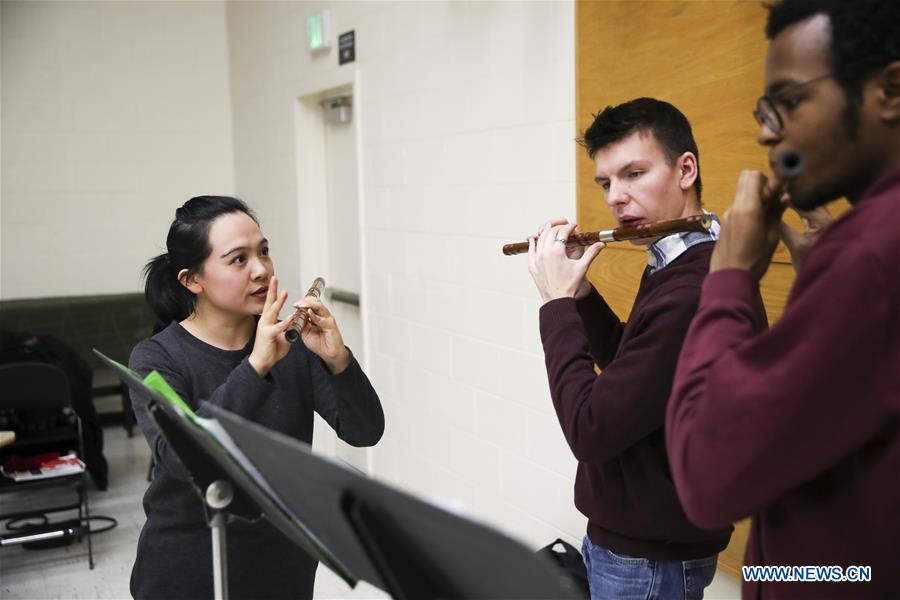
0, 1, 235, 299
225, 0, 584, 551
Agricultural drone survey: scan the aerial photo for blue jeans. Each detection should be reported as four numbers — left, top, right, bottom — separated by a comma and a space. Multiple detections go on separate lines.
581, 536, 718, 600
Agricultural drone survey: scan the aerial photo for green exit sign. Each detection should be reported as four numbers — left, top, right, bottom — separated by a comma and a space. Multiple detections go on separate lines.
306, 10, 332, 52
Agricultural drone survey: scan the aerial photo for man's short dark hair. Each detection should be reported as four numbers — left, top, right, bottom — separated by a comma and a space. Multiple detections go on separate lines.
579, 98, 702, 202
765, 0, 900, 137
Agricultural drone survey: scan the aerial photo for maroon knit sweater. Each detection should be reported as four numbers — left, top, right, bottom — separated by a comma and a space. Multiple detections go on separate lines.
667, 169, 900, 599
540, 242, 732, 560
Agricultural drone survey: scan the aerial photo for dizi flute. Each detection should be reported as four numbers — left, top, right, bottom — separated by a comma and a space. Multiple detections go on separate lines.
502, 214, 713, 256
284, 277, 326, 343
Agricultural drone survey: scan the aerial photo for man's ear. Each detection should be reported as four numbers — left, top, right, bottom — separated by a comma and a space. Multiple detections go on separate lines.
876, 60, 900, 122
677, 152, 699, 191
178, 268, 202, 295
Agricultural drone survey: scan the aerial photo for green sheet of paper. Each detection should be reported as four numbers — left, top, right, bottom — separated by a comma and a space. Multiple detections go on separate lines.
143, 370, 197, 421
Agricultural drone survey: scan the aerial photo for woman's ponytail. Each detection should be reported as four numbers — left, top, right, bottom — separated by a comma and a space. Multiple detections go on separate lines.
142, 252, 194, 332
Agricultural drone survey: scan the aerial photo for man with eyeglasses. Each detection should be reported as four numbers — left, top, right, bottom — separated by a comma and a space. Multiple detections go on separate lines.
665, 0, 899, 598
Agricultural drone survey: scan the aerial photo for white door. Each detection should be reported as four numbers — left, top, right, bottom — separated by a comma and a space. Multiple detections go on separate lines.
323, 97, 363, 365
322, 95, 368, 473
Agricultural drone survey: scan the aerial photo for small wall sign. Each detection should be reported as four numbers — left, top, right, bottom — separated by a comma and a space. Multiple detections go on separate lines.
339, 30, 355, 65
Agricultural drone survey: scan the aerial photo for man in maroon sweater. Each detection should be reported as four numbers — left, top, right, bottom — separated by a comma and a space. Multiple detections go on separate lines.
528, 98, 732, 599
666, 1, 899, 599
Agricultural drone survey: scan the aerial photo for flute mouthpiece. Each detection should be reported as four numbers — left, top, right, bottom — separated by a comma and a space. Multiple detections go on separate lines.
778, 151, 805, 178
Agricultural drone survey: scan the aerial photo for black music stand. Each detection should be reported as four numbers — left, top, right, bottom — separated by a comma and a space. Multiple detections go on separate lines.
94, 350, 582, 600
209, 403, 582, 599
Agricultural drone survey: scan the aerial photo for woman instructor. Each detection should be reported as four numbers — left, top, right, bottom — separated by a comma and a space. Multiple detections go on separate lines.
129, 195, 384, 599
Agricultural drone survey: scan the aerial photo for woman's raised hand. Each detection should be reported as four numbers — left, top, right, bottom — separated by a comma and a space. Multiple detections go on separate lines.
248, 276, 295, 377
295, 297, 350, 375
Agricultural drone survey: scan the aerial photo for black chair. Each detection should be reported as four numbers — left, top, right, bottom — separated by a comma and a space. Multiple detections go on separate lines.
0, 362, 94, 569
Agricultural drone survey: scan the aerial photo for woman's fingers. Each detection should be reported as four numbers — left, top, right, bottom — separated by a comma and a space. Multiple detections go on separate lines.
263, 276, 278, 313
307, 310, 324, 326
260, 277, 290, 326
276, 310, 297, 332
292, 299, 338, 335
294, 298, 332, 319
269, 289, 288, 320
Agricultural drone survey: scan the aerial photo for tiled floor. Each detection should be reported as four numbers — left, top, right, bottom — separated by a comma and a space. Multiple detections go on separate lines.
0, 425, 740, 599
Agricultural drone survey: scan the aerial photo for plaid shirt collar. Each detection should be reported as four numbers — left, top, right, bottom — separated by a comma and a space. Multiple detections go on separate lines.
646, 211, 720, 275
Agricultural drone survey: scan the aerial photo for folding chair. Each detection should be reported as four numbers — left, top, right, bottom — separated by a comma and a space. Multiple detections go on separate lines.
0, 362, 94, 568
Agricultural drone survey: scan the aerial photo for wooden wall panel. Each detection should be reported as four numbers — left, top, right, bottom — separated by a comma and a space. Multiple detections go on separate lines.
576, 0, 769, 236
575, 0, 803, 577
589, 247, 647, 320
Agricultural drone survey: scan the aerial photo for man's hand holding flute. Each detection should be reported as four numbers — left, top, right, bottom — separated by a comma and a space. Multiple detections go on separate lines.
526, 218, 605, 304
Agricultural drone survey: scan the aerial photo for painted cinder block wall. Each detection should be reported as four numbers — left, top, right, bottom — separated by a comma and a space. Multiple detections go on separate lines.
225, 0, 584, 549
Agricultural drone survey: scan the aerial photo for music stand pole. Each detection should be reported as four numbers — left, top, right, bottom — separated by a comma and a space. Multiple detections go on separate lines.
206, 480, 234, 600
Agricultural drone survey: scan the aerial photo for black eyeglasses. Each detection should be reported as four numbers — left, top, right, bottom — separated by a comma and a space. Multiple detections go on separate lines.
753, 72, 834, 134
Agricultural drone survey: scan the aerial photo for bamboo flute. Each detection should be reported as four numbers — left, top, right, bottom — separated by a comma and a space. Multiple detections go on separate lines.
284, 277, 326, 343
502, 214, 712, 256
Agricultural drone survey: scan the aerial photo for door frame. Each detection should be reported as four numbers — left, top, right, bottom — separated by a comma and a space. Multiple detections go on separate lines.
294, 69, 371, 372
294, 70, 373, 473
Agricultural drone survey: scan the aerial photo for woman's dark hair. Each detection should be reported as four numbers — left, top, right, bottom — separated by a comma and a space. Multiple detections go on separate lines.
578, 97, 703, 203
765, 0, 900, 139
143, 196, 257, 329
